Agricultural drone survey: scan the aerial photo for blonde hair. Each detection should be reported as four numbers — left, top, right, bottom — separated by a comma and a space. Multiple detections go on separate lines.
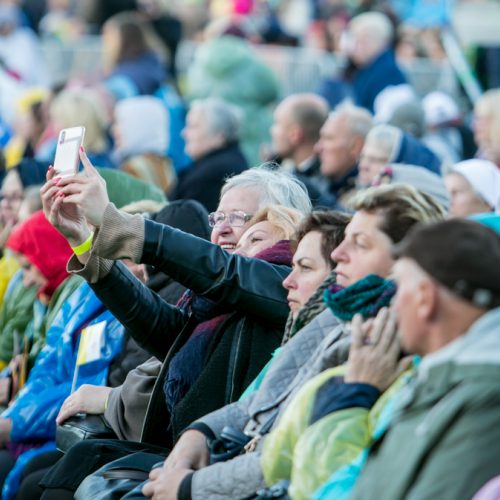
350, 183, 446, 243
50, 89, 109, 153
249, 205, 304, 241
475, 89, 500, 149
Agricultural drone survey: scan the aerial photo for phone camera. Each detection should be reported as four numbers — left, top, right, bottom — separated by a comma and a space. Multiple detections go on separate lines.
59, 131, 66, 144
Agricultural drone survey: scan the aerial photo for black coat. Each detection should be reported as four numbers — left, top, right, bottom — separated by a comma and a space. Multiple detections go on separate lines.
170, 142, 248, 212
89, 221, 290, 448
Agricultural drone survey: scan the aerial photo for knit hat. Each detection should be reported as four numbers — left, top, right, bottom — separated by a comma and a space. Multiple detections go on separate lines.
151, 199, 211, 241
393, 219, 500, 308
372, 164, 449, 210
451, 159, 500, 213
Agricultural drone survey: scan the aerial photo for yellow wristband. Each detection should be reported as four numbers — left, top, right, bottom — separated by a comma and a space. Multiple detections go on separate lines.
71, 232, 94, 256
104, 393, 110, 412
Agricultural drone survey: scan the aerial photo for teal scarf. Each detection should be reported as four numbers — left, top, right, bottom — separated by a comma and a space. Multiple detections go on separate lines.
323, 274, 396, 321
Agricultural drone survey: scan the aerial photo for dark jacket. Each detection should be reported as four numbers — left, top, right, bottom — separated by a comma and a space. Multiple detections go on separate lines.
351, 49, 407, 113
112, 51, 167, 96
170, 142, 248, 213
86, 219, 290, 448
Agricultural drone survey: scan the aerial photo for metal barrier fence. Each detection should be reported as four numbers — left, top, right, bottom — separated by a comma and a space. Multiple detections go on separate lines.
41, 36, 460, 101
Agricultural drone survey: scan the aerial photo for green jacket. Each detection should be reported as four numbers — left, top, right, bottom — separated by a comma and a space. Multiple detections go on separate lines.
97, 168, 167, 208
0, 271, 38, 365
186, 36, 280, 166
261, 364, 409, 500
352, 308, 500, 500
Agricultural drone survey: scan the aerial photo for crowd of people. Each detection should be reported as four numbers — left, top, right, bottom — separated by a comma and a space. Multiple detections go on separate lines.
0, 0, 498, 499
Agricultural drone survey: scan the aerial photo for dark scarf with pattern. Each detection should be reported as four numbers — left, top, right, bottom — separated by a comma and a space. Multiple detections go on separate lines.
164, 240, 293, 413
281, 270, 337, 346
323, 274, 397, 321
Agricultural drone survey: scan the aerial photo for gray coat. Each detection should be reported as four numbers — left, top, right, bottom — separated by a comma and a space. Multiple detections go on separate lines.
190, 308, 351, 499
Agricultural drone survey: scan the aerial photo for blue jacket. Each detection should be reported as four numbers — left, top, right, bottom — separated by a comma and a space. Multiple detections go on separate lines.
2, 281, 124, 442
352, 49, 407, 113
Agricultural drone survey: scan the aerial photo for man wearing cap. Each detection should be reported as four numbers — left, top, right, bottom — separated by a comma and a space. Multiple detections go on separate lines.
348, 219, 500, 499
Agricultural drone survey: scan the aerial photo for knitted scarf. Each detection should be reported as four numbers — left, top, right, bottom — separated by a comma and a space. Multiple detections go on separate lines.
281, 270, 337, 346
164, 240, 293, 413
323, 274, 397, 321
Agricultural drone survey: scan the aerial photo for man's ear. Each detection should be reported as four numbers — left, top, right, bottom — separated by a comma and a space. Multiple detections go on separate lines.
417, 277, 439, 321
350, 135, 365, 158
289, 124, 303, 146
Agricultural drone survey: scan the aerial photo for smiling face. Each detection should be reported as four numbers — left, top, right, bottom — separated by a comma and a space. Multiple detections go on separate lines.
330, 210, 394, 287
234, 220, 282, 258
282, 231, 332, 318
210, 186, 261, 252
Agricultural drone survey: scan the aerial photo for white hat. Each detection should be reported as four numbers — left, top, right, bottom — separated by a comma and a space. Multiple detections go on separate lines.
453, 159, 500, 213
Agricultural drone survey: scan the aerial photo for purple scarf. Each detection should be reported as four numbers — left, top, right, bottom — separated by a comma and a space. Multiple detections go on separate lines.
164, 240, 293, 413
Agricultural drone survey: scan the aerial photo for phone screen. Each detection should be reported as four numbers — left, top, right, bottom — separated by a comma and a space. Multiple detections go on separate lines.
53, 126, 85, 177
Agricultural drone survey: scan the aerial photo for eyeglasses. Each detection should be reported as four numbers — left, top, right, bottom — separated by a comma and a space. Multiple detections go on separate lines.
208, 211, 253, 228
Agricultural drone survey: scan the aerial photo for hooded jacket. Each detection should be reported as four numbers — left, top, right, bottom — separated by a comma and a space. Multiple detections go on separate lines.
186, 36, 279, 165
352, 307, 500, 500
1, 282, 124, 499
6, 210, 72, 298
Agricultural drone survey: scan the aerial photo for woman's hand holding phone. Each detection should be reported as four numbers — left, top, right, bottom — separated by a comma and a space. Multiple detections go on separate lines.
40, 165, 90, 249
55, 147, 110, 227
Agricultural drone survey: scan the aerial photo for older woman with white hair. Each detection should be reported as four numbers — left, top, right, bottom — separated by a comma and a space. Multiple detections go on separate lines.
445, 159, 500, 218
169, 97, 248, 212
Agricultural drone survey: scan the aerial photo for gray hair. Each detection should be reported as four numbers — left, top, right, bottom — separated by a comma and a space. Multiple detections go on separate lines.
349, 12, 394, 46
189, 98, 242, 144
364, 124, 402, 161
221, 163, 312, 215
330, 101, 373, 139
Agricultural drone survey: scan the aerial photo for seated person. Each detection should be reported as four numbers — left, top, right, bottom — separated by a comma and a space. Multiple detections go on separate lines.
42, 184, 443, 499
357, 124, 442, 188
445, 159, 500, 218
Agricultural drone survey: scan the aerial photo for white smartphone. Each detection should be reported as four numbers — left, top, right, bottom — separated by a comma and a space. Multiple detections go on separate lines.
53, 126, 86, 177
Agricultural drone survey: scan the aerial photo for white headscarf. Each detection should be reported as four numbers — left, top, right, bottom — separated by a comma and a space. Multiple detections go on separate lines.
453, 159, 500, 213
113, 96, 169, 163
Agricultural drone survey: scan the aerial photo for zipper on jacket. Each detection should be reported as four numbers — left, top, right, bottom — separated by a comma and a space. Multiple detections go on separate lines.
225, 319, 245, 403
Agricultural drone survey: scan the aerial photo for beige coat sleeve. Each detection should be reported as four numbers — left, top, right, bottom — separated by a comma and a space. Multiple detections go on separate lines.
67, 202, 145, 283
103, 356, 161, 442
